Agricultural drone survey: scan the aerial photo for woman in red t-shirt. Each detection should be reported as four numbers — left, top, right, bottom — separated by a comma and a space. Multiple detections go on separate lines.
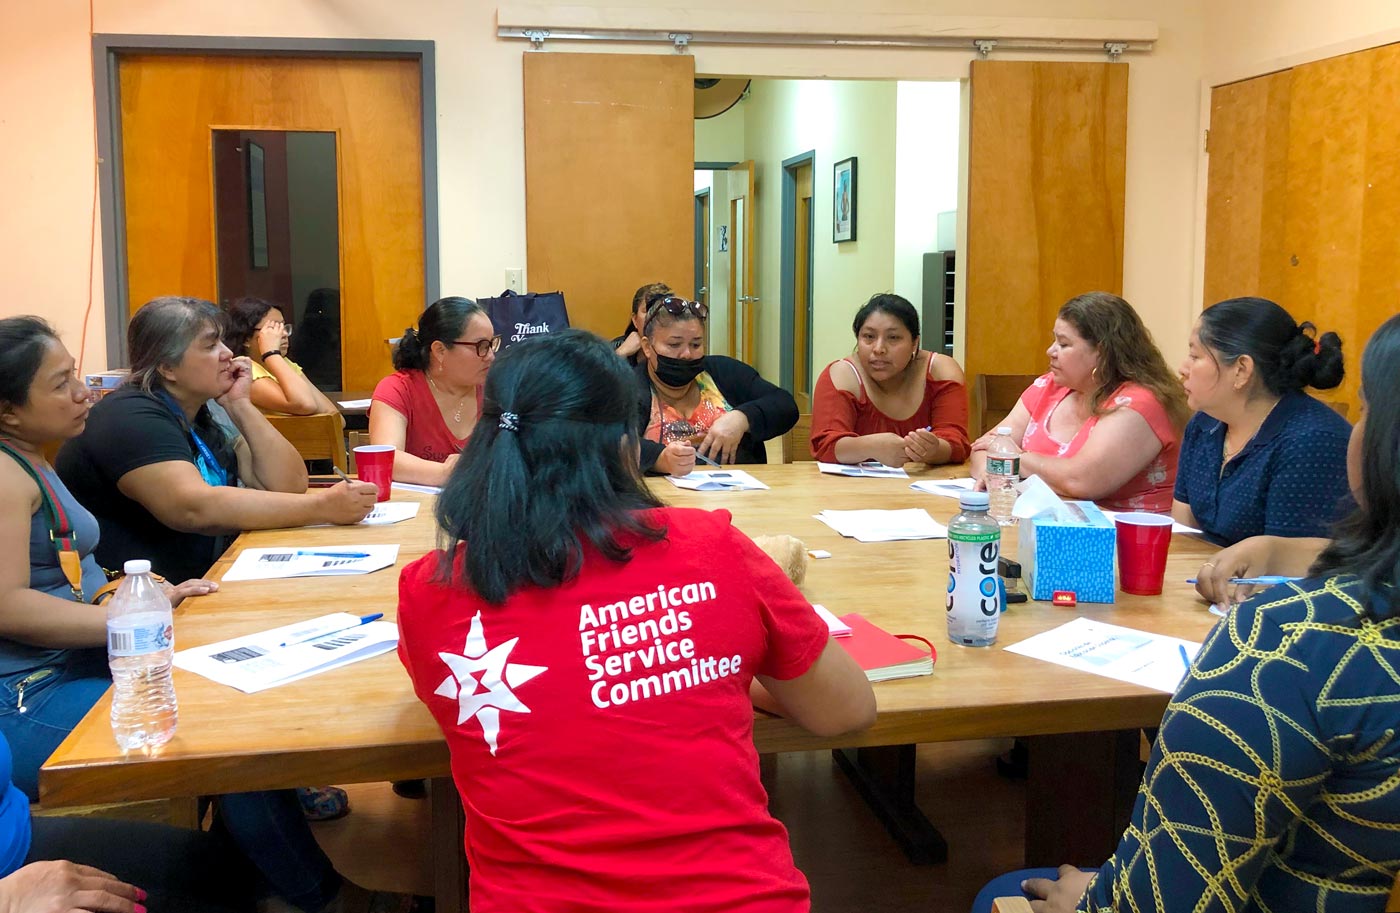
370, 297, 498, 486
396, 329, 875, 913
810, 293, 969, 466
970, 292, 1190, 513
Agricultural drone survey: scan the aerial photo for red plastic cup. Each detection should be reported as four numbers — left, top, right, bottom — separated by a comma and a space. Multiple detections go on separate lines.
353, 445, 395, 502
1115, 512, 1174, 596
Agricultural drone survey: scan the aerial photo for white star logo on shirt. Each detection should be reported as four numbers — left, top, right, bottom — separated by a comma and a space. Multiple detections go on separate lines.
433, 611, 548, 756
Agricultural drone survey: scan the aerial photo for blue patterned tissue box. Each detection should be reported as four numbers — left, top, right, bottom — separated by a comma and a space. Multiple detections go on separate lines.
1019, 501, 1117, 603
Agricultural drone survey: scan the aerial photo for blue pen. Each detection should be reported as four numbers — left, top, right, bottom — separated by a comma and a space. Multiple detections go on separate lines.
694, 451, 720, 467
280, 613, 383, 648
295, 550, 372, 559
1184, 575, 1301, 586
1178, 644, 1191, 670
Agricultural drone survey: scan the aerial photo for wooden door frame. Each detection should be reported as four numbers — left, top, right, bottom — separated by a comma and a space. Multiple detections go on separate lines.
92, 35, 440, 366
779, 150, 816, 395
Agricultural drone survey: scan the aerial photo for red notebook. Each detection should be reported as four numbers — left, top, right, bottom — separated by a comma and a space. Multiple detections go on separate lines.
834, 613, 935, 682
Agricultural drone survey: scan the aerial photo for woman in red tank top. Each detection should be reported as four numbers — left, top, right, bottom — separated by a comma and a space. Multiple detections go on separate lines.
810, 294, 969, 466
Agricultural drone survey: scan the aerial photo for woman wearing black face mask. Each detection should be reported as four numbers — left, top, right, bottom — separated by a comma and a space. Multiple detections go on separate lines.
635, 293, 797, 473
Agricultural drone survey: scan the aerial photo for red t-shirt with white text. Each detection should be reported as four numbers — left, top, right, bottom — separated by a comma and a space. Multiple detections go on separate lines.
396, 507, 828, 913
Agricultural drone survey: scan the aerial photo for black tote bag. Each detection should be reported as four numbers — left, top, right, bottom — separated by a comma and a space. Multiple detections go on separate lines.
480, 289, 570, 350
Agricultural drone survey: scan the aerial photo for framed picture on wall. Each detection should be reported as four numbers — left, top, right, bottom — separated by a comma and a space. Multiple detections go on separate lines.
833, 157, 857, 243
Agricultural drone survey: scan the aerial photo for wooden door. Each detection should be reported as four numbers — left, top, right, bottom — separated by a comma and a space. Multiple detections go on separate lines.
523, 53, 694, 337
1202, 70, 1293, 307
1203, 43, 1400, 413
793, 161, 814, 410
964, 60, 1128, 417
727, 161, 757, 363
116, 54, 424, 391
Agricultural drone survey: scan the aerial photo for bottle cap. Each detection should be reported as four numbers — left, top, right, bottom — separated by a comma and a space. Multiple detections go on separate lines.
123, 559, 152, 575
959, 491, 991, 510
996, 425, 1012, 435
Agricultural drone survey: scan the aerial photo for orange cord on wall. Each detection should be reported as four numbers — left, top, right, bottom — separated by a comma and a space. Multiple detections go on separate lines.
77, 0, 99, 373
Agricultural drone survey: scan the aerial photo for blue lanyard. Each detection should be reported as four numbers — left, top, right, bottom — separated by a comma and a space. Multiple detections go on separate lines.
156, 391, 230, 488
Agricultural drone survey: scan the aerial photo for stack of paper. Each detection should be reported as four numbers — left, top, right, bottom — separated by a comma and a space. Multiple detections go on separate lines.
813, 604, 852, 637
174, 612, 400, 693
1099, 509, 1202, 535
910, 477, 977, 499
818, 462, 909, 479
221, 545, 400, 581
665, 469, 769, 491
1004, 617, 1202, 694
391, 481, 442, 495
336, 398, 372, 409
814, 509, 948, 542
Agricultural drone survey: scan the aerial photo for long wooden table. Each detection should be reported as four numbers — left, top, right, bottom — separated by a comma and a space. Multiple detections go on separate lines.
40, 465, 1219, 907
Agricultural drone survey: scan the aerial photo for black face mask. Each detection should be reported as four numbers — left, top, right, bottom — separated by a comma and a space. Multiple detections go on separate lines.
653, 353, 706, 388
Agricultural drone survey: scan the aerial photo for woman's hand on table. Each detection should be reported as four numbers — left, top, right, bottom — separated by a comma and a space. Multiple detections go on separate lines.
902, 429, 946, 465
698, 411, 750, 465
866, 433, 911, 468
656, 441, 696, 477
0, 860, 143, 913
1022, 865, 1094, 913
162, 577, 219, 608
316, 480, 379, 524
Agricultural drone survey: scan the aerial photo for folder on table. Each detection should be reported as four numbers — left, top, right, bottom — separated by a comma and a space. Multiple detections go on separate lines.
834, 613, 935, 682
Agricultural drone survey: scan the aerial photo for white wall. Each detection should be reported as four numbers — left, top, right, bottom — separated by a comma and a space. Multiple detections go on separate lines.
893, 81, 960, 349
694, 102, 746, 163
1202, 1, 1400, 79
3, 0, 1217, 377
740, 78, 898, 384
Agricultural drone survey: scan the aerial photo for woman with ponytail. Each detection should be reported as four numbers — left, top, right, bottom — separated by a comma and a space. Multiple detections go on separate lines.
395, 329, 874, 913
369, 297, 498, 486
1173, 297, 1351, 545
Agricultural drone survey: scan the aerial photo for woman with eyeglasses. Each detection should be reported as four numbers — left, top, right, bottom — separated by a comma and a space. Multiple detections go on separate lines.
221, 297, 338, 416
633, 291, 797, 474
371, 296, 499, 487
811, 293, 969, 467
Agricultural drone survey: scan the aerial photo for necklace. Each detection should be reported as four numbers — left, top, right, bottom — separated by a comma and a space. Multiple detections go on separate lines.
428, 376, 469, 424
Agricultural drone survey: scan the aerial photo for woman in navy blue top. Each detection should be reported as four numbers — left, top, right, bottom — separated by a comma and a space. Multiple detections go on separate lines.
1172, 297, 1351, 546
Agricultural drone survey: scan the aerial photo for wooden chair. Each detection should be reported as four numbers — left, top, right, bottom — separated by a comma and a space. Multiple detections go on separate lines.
263, 411, 348, 473
346, 430, 368, 474
780, 413, 814, 463
1389, 869, 1400, 913
974, 373, 1040, 439
1319, 399, 1350, 421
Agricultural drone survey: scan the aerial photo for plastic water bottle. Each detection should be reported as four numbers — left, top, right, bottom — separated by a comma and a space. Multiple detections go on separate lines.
946, 491, 1002, 647
107, 560, 177, 751
985, 426, 1022, 526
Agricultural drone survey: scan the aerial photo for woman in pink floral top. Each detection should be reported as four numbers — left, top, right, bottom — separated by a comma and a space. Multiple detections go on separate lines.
970, 292, 1189, 513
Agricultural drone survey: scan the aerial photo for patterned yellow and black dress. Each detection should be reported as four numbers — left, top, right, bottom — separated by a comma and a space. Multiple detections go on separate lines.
1081, 575, 1400, 912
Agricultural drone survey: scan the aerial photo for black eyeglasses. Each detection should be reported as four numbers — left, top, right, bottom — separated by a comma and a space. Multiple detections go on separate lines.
647, 296, 708, 321
447, 335, 502, 357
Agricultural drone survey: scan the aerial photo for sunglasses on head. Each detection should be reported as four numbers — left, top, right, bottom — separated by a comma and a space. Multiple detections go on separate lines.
647, 296, 708, 321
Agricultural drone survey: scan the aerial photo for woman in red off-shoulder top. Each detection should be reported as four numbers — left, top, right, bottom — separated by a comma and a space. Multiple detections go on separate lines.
810, 294, 969, 466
